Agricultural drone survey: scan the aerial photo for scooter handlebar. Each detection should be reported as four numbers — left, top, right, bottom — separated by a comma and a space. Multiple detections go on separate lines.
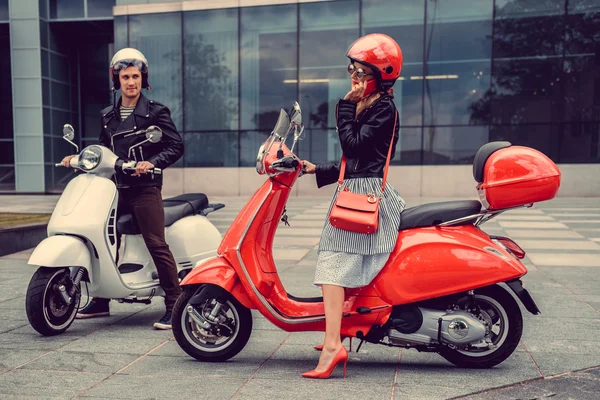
271, 156, 299, 171
117, 159, 162, 176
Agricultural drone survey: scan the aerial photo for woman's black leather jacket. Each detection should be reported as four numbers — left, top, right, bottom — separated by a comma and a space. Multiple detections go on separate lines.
315, 94, 399, 188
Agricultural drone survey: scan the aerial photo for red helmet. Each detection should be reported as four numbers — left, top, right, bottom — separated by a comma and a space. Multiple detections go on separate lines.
346, 33, 403, 90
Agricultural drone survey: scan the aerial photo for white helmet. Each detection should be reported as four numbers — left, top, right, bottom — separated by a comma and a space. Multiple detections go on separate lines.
109, 48, 150, 90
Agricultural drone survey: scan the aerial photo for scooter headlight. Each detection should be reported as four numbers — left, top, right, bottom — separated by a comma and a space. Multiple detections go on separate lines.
256, 143, 266, 174
79, 145, 102, 171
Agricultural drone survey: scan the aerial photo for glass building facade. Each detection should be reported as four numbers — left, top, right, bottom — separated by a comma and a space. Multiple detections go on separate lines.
2, 0, 599, 192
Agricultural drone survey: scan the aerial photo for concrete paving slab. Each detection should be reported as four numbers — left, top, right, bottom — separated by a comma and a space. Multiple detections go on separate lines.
517, 239, 600, 250
0, 369, 107, 398
234, 378, 393, 400
460, 368, 600, 400
498, 221, 570, 229
0, 348, 48, 370
505, 229, 585, 239
20, 351, 139, 375
79, 375, 245, 400
527, 253, 600, 267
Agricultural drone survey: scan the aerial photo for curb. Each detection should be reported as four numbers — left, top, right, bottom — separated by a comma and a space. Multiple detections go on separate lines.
0, 223, 47, 257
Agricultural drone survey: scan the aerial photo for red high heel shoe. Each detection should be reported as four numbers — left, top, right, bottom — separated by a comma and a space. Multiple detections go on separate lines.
314, 337, 352, 352
302, 346, 348, 379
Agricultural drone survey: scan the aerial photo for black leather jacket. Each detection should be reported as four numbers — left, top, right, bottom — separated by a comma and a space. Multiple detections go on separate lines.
316, 94, 399, 188
99, 94, 184, 189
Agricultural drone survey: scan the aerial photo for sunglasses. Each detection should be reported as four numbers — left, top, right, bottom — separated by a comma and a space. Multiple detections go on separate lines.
347, 64, 373, 79
113, 59, 147, 74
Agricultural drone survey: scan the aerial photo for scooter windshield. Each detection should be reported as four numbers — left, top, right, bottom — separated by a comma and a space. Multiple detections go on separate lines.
272, 109, 291, 140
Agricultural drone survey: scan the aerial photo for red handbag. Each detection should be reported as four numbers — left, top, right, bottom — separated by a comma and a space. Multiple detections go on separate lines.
329, 111, 398, 234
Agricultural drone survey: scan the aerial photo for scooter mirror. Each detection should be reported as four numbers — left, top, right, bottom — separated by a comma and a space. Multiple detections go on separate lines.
290, 102, 302, 127
145, 126, 163, 143
63, 124, 75, 141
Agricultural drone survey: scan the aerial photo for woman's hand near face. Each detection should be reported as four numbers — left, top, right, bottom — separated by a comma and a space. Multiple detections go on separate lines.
344, 80, 367, 102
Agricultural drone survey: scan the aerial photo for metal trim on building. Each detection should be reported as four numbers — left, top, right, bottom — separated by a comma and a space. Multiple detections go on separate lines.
113, 0, 331, 16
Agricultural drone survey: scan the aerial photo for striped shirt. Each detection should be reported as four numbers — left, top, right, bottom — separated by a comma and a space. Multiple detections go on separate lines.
120, 106, 135, 121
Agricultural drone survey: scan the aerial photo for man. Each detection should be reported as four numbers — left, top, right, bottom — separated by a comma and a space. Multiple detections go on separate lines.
61, 48, 184, 329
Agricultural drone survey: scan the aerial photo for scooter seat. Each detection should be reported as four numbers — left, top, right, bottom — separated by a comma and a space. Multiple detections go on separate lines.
398, 200, 482, 230
117, 193, 209, 235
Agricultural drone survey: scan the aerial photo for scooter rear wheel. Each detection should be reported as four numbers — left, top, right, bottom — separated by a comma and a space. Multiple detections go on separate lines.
25, 267, 80, 336
173, 285, 253, 362
439, 285, 523, 368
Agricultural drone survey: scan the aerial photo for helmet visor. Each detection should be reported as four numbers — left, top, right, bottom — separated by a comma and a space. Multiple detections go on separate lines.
112, 59, 147, 74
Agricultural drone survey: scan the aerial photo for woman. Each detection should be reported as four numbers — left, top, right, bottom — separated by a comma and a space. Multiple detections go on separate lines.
300, 33, 405, 379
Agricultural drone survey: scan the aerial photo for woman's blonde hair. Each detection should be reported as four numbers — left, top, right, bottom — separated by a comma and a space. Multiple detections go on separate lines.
356, 92, 381, 117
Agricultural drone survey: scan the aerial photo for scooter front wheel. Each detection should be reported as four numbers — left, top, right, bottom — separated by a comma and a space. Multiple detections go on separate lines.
25, 267, 80, 336
172, 284, 253, 362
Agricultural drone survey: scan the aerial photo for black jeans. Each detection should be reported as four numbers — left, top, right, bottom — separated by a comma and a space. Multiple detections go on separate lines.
95, 186, 182, 312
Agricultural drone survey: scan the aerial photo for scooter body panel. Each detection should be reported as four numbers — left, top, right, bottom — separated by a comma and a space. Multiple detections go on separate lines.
372, 225, 528, 305
41, 174, 135, 297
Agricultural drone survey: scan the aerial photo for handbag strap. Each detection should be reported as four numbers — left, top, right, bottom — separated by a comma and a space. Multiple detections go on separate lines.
337, 110, 398, 193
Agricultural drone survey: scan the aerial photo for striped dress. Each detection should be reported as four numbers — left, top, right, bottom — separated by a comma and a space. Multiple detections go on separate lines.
314, 177, 406, 288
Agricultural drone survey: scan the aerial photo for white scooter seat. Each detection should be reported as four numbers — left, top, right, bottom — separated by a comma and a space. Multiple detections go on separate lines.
117, 193, 209, 235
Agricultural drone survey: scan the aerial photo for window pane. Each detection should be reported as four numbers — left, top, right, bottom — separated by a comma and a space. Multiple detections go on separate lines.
184, 8, 238, 131
363, 0, 424, 126
299, 129, 341, 164
423, 126, 489, 165
88, 0, 116, 18
51, 81, 71, 110
0, 140, 14, 164
299, 0, 358, 135
564, 56, 599, 124
51, 52, 70, 83
494, 0, 565, 58
0, 25, 13, 139
491, 58, 564, 124
0, 165, 15, 191
495, 0, 565, 18
50, 0, 84, 19
0, 0, 8, 21
114, 16, 128, 52
425, 0, 493, 126
393, 127, 423, 165
490, 124, 560, 163
561, 122, 600, 163
184, 132, 238, 167
39, 0, 48, 19
240, 131, 269, 167
240, 4, 297, 131
566, 10, 600, 55
129, 13, 183, 130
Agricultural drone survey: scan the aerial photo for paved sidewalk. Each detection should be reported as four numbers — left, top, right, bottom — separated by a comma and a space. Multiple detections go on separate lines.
0, 195, 599, 399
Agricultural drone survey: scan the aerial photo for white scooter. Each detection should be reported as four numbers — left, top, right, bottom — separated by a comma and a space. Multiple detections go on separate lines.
25, 124, 223, 336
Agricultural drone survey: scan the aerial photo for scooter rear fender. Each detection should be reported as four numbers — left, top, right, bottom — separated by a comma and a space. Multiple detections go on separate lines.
181, 256, 255, 310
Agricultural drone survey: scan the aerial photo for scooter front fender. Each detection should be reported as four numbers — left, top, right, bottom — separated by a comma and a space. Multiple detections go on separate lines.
181, 257, 254, 310
28, 235, 91, 273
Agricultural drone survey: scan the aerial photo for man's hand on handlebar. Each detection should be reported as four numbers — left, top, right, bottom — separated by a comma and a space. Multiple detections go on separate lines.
133, 161, 155, 177
61, 155, 76, 168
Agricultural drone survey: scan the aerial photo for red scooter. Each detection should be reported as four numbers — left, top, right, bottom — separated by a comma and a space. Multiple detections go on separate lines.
172, 102, 561, 369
